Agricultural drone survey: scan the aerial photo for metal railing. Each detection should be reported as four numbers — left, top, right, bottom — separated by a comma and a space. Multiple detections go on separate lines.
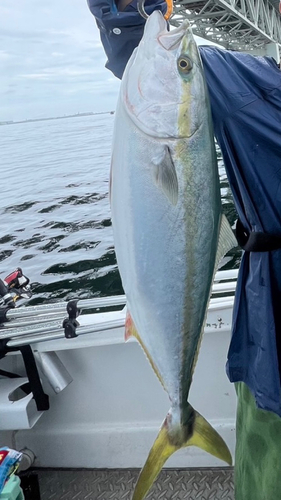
0, 269, 238, 348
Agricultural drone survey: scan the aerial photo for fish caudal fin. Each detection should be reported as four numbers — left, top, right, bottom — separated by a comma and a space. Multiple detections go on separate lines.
132, 415, 178, 500
189, 410, 232, 465
132, 404, 232, 500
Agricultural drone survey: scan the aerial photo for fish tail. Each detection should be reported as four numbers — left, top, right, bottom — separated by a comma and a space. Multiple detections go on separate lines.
132, 404, 232, 500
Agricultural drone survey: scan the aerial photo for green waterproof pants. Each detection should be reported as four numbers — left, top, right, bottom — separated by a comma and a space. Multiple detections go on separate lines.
235, 382, 281, 500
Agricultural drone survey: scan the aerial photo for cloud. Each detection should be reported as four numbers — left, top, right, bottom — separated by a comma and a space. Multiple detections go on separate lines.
0, 0, 120, 121
19, 67, 100, 79
51, 52, 65, 57
0, 50, 11, 60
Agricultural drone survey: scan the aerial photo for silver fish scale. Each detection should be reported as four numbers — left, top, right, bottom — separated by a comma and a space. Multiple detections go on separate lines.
36, 468, 234, 500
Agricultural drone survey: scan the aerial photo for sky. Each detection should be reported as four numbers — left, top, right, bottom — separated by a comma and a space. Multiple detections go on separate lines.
0, 0, 215, 122
0, 0, 121, 121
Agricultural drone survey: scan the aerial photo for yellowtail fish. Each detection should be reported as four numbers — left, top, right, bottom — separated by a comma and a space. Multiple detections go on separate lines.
110, 10, 236, 500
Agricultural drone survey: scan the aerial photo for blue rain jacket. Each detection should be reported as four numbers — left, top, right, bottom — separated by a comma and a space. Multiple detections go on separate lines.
200, 48, 281, 416
87, 0, 167, 78
87, 0, 281, 415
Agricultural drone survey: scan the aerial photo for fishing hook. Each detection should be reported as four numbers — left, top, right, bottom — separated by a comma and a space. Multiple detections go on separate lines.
137, 0, 173, 21
137, 0, 149, 19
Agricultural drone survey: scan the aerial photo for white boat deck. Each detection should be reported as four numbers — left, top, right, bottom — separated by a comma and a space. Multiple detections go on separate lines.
1, 269, 238, 499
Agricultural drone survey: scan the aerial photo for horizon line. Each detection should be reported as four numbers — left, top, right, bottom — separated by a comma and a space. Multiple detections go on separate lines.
0, 110, 115, 126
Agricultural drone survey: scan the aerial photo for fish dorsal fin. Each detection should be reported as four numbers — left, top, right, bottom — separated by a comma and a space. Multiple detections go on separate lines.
152, 146, 178, 206
215, 214, 237, 271
191, 214, 237, 378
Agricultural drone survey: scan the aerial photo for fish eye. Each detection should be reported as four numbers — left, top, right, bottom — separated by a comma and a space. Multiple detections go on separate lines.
177, 57, 193, 73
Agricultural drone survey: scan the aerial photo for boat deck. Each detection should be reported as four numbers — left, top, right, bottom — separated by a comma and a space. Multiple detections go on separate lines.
23, 468, 234, 500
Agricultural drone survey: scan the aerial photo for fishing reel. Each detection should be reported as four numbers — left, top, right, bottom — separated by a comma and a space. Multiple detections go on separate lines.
0, 268, 32, 309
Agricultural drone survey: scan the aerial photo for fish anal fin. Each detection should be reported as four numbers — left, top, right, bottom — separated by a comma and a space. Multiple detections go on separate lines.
152, 146, 178, 206
215, 214, 237, 271
132, 404, 232, 500
125, 310, 138, 342
124, 310, 166, 391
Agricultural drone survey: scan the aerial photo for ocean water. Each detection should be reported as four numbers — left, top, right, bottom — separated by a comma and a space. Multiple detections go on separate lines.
0, 113, 240, 305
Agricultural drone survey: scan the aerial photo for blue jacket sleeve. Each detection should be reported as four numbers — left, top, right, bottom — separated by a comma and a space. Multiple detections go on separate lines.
87, 0, 167, 78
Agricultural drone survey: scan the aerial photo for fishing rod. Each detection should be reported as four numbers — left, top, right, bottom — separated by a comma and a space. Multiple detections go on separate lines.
0, 270, 126, 346
0, 266, 237, 347
1, 294, 126, 322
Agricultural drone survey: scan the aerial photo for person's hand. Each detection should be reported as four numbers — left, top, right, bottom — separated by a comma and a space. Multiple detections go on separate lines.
117, 0, 132, 10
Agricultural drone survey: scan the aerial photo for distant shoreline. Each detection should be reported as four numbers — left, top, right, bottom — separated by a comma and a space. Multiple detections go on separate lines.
0, 110, 115, 126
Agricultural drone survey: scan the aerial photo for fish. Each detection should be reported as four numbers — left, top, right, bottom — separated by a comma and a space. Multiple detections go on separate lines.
110, 10, 236, 500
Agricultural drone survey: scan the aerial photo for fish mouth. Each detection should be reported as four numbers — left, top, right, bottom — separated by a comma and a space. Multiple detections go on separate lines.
159, 23, 190, 51
146, 10, 190, 51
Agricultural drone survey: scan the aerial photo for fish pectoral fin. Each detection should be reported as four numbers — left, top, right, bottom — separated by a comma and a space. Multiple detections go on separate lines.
152, 146, 178, 206
132, 405, 232, 500
124, 310, 166, 391
215, 214, 237, 270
